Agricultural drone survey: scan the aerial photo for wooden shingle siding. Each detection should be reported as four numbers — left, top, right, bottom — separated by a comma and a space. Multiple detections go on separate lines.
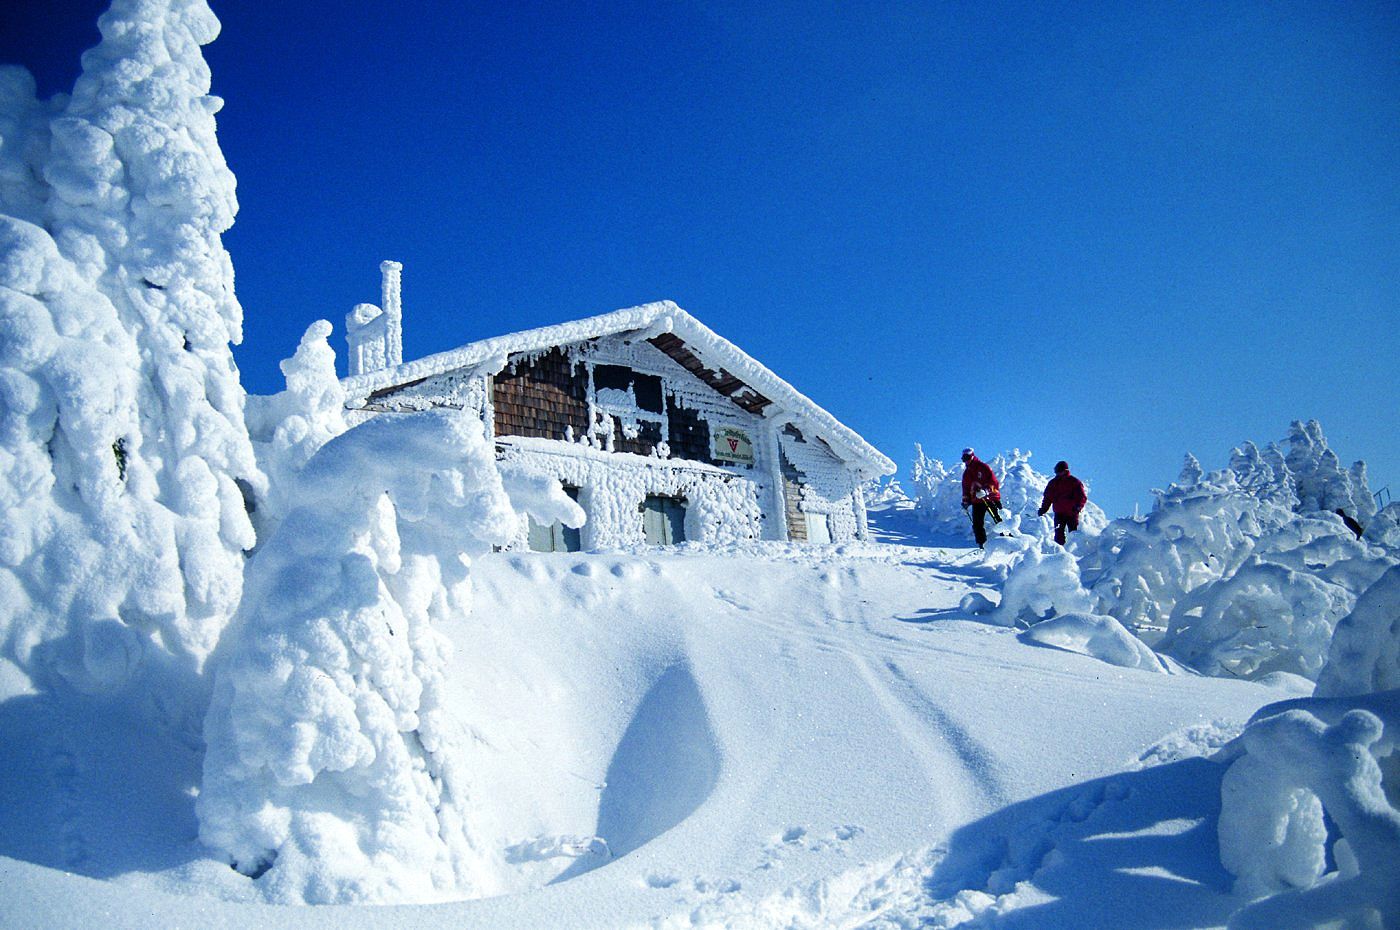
615, 420, 664, 457
493, 349, 589, 440
666, 397, 712, 464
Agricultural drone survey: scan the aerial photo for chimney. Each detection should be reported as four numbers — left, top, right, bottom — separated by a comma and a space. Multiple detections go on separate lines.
344, 260, 404, 376
380, 260, 403, 370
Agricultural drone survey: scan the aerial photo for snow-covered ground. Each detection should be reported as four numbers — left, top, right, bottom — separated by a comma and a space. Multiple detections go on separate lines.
0, 504, 1305, 928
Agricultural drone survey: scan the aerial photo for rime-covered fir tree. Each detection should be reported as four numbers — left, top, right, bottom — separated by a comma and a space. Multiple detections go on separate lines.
0, 0, 260, 733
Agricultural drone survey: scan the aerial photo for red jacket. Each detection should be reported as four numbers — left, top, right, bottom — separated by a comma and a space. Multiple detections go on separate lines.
1041, 472, 1087, 517
961, 457, 1001, 505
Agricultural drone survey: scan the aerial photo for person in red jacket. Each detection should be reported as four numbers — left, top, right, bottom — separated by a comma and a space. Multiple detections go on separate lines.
1039, 460, 1088, 546
960, 448, 1001, 548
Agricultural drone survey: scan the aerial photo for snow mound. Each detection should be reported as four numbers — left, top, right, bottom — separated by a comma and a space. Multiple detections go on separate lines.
1316, 565, 1400, 699
198, 409, 523, 904
989, 541, 1094, 628
1020, 612, 1168, 673
1219, 694, 1400, 929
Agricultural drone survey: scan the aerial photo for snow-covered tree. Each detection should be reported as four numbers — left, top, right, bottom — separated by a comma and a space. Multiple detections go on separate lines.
1285, 419, 1375, 522
907, 446, 1108, 542
244, 319, 348, 537
199, 409, 582, 904
0, 0, 262, 732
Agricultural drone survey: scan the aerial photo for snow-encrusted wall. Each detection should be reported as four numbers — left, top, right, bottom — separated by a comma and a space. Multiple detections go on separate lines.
780, 426, 867, 543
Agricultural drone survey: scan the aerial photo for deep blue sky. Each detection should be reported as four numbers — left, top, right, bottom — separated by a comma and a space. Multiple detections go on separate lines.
5, 1, 1398, 517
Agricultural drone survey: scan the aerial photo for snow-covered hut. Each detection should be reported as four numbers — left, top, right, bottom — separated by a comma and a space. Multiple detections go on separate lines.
340, 263, 895, 550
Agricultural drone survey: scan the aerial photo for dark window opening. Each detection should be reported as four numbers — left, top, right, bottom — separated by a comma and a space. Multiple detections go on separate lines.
633, 373, 663, 413
593, 364, 632, 392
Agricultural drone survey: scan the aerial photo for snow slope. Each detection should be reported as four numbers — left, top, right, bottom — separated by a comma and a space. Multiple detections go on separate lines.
0, 506, 1302, 928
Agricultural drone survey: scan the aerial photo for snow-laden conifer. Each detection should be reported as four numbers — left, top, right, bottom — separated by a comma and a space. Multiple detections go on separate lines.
0, 0, 261, 728
198, 409, 582, 904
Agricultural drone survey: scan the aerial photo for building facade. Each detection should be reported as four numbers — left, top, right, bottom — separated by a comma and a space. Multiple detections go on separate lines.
340, 263, 894, 551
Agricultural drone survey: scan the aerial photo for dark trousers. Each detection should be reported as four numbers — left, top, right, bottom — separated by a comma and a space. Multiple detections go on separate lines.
971, 502, 989, 547
1053, 512, 1079, 546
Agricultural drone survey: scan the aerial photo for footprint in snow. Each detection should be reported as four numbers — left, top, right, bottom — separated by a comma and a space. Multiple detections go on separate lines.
644, 873, 679, 889
781, 826, 806, 843
693, 877, 741, 894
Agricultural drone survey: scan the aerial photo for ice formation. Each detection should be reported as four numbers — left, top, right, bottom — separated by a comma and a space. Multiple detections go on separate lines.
198, 409, 525, 904
0, 0, 260, 737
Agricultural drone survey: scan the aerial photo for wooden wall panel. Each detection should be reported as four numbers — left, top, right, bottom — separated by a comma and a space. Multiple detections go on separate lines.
492, 349, 589, 440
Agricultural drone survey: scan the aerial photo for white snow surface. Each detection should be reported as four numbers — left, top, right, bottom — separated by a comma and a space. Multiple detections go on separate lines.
1, 503, 1316, 927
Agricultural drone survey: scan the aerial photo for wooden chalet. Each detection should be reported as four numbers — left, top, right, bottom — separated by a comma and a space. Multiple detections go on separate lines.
340, 262, 895, 550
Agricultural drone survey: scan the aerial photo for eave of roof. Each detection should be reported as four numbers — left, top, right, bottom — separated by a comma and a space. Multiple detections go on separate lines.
341, 300, 896, 476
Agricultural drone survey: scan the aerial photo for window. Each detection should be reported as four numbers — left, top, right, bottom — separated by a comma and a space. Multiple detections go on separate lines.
805, 512, 831, 545
527, 486, 583, 552
641, 495, 687, 546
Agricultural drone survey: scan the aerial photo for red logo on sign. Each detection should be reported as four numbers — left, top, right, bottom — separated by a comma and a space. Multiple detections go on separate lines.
728, 438, 739, 452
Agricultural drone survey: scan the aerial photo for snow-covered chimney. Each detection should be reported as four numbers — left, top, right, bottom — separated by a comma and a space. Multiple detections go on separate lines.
345, 260, 405, 376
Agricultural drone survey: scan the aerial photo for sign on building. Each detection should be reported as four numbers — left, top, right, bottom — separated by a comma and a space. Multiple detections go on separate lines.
711, 426, 754, 465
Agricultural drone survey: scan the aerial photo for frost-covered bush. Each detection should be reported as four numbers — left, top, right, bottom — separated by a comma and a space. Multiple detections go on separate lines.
1078, 463, 1298, 638
1069, 423, 1396, 682
199, 409, 578, 904
1364, 503, 1400, 549
0, 0, 260, 733
863, 477, 906, 508
907, 446, 1107, 541
244, 319, 347, 535
1316, 566, 1400, 699
1219, 698, 1400, 930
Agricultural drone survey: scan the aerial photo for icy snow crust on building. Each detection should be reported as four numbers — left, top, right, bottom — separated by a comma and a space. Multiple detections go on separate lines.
341, 297, 894, 550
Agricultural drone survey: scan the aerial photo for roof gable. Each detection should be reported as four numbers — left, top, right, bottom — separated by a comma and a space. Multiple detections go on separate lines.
341, 301, 895, 476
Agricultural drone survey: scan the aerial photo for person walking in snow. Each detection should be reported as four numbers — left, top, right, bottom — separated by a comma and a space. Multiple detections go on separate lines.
1038, 460, 1087, 546
960, 448, 1002, 548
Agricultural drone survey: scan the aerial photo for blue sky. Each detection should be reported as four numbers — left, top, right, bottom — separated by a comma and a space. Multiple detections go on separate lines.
5, 1, 1397, 518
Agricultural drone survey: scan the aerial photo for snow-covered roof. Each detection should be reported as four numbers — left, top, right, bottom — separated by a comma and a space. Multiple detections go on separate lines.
341, 300, 895, 476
